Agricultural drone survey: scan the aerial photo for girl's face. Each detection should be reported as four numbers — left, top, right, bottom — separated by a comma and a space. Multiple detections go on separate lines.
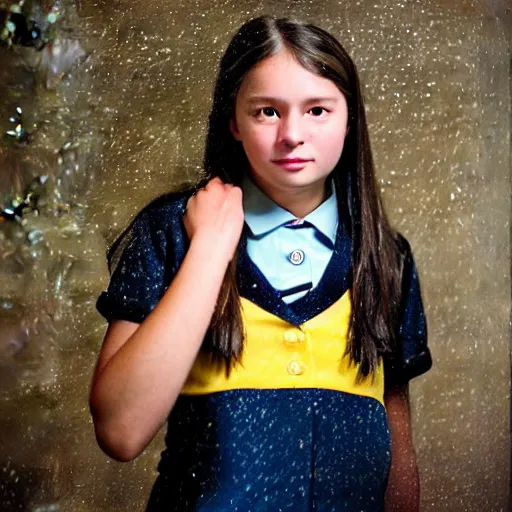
230, 49, 349, 203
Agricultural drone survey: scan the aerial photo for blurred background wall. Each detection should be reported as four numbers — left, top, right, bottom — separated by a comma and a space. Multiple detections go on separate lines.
0, 0, 510, 510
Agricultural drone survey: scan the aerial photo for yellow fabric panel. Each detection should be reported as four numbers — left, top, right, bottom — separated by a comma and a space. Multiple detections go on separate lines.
181, 291, 385, 405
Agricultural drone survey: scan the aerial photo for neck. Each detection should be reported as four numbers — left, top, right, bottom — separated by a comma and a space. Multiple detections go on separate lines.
249, 173, 329, 218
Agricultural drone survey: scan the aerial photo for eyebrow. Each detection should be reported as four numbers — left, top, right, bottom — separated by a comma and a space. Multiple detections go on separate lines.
246, 96, 339, 105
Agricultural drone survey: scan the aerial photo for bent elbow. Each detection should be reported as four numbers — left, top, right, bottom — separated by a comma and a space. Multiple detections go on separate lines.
89, 400, 146, 462
92, 420, 146, 462
99, 439, 141, 463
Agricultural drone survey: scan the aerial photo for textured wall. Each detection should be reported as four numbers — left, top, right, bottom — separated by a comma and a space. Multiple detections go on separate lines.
0, 1, 510, 511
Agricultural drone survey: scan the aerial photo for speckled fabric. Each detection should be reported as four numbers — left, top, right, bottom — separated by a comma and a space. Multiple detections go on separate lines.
96, 190, 432, 511
148, 389, 390, 511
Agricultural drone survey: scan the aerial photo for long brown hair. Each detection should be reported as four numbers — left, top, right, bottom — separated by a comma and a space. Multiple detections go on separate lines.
201, 15, 408, 379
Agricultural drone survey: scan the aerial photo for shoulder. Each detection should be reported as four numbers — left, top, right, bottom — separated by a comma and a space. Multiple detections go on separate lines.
106, 188, 195, 270
391, 231, 420, 290
393, 231, 413, 258
135, 188, 194, 230
97, 187, 196, 323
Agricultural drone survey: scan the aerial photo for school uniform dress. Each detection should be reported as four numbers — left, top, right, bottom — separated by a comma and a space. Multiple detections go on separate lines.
96, 176, 432, 512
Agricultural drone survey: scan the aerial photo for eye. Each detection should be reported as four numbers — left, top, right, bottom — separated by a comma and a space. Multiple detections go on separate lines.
256, 107, 279, 118
309, 106, 328, 117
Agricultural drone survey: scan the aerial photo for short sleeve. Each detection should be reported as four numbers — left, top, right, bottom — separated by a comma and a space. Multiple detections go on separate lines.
96, 209, 167, 324
384, 246, 432, 386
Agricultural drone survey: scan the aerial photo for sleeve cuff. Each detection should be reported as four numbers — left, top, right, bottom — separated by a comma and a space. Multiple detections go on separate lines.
96, 291, 149, 324
384, 345, 433, 387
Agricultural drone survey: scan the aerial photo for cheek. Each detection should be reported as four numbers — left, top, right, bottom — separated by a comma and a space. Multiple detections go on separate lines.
315, 123, 347, 160
242, 127, 275, 156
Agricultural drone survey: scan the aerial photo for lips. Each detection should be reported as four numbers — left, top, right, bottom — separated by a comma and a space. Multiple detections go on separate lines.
271, 158, 313, 171
272, 158, 312, 164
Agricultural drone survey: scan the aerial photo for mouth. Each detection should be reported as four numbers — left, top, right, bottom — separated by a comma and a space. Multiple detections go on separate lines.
272, 158, 312, 164
271, 158, 313, 171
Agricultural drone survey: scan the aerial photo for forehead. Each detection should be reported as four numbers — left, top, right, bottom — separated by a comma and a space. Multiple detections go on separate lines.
237, 49, 343, 101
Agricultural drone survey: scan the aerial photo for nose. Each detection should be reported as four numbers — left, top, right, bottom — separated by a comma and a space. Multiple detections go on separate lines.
277, 112, 305, 148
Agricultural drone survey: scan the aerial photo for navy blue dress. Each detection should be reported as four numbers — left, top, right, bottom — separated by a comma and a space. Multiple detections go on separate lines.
96, 191, 432, 512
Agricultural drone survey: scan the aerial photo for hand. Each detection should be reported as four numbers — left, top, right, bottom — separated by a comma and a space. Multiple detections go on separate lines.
184, 177, 244, 263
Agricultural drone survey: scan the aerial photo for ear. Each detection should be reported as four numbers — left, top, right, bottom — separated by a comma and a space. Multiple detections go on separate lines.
230, 118, 241, 141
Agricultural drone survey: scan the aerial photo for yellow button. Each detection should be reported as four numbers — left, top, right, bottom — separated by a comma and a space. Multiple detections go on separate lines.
287, 360, 306, 376
284, 330, 298, 343
284, 329, 306, 344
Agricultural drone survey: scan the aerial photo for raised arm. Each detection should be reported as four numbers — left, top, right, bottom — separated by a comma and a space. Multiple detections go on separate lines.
89, 178, 243, 462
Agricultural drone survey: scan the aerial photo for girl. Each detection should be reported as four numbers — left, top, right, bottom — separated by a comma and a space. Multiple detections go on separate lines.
90, 15, 432, 512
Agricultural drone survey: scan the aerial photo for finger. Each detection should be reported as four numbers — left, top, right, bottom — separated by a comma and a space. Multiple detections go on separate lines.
228, 185, 242, 200
206, 176, 223, 188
